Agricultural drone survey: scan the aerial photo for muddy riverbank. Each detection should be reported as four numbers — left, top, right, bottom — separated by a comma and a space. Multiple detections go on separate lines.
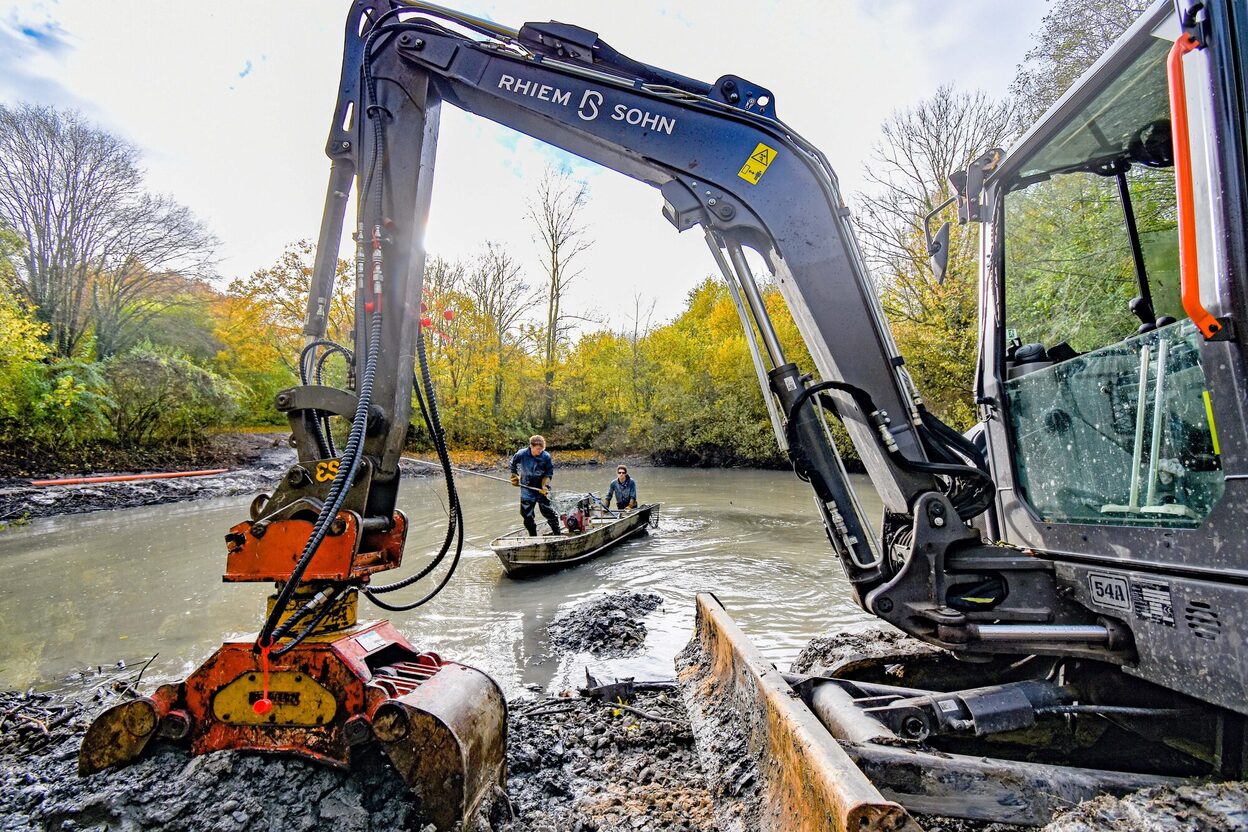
0, 433, 293, 523
3, 593, 1245, 831
0, 440, 628, 524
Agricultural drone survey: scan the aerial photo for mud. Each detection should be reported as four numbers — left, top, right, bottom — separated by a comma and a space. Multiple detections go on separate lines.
1044, 781, 1248, 832
500, 690, 716, 832
547, 593, 662, 656
2, 591, 712, 832
0, 446, 293, 522
789, 624, 942, 676
5, 592, 1244, 832
0, 690, 427, 832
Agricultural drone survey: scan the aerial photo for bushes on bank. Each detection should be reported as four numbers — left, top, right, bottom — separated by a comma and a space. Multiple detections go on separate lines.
0, 323, 246, 460
104, 343, 241, 447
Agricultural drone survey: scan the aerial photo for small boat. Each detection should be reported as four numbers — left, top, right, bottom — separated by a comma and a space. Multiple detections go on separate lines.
491, 504, 659, 577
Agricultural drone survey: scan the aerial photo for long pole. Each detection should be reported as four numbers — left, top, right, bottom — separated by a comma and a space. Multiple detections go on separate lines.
403, 456, 623, 516
402, 456, 549, 495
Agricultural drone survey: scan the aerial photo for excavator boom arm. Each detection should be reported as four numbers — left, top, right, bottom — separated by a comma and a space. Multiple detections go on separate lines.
299, 1, 965, 595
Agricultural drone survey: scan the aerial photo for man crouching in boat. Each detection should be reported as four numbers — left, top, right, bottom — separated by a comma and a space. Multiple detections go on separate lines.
604, 465, 638, 512
510, 435, 562, 536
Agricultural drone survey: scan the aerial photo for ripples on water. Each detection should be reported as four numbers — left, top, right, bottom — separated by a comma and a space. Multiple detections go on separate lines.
0, 467, 880, 696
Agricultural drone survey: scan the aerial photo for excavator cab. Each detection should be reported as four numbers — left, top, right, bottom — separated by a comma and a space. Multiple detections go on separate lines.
973, 3, 1248, 719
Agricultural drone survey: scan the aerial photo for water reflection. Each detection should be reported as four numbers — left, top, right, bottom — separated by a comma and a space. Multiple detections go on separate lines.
0, 467, 878, 696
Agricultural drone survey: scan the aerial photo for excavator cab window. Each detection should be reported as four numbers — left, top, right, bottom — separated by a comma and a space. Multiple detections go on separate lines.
999, 27, 1224, 528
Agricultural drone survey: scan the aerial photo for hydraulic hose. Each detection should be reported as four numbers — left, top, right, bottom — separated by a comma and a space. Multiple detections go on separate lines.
363, 321, 464, 610
785, 380, 994, 520
273, 588, 357, 658
258, 312, 383, 650
314, 345, 353, 457
299, 339, 353, 460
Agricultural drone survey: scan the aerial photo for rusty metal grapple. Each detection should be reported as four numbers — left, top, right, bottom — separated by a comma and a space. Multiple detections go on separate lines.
80, 509, 506, 831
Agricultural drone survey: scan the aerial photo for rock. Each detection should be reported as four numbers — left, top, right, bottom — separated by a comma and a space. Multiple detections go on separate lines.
1044, 781, 1248, 832
547, 593, 663, 656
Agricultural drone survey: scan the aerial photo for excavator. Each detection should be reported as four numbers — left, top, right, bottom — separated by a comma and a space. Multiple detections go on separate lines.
79, 0, 1248, 829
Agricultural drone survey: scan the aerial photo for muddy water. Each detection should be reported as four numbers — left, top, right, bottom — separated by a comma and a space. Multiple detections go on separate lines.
0, 467, 880, 696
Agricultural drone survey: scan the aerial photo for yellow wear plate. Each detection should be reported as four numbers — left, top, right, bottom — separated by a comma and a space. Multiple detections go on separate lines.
213, 671, 338, 726
738, 142, 778, 184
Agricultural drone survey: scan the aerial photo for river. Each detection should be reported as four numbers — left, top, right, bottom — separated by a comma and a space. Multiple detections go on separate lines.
0, 467, 881, 696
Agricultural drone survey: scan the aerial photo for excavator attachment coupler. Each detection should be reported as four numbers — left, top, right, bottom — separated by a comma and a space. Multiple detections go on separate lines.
676, 593, 920, 832
79, 621, 506, 832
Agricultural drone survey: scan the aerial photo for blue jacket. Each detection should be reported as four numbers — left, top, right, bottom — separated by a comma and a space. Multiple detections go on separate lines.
510, 448, 554, 501
606, 476, 637, 509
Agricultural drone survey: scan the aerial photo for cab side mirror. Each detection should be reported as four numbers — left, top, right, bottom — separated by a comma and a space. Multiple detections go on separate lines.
928, 221, 950, 284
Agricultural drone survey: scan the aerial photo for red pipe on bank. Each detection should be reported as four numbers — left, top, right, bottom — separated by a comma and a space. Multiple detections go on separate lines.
31, 469, 230, 487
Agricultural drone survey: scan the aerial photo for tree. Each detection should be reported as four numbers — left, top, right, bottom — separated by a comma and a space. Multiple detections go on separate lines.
0, 224, 49, 433
855, 85, 1014, 427
421, 254, 473, 410
639, 278, 805, 467
89, 196, 216, 357
218, 240, 353, 422
1010, 0, 1151, 126
105, 342, 240, 447
465, 242, 533, 414
225, 239, 353, 371
558, 330, 632, 448
624, 292, 657, 414
0, 104, 216, 358
527, 165, 592, 428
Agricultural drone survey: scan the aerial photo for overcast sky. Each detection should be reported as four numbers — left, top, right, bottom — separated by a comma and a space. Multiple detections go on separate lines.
0, 0, 1048, 329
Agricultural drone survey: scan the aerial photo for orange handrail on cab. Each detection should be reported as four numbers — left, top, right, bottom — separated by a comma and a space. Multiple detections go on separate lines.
1167, 31, 1223, 339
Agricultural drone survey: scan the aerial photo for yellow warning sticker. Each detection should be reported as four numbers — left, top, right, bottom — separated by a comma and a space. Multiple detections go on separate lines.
738, 142, 778, 184
1204, 389, 1221, 455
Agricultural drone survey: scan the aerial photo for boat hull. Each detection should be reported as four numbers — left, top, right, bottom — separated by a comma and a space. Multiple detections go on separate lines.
491, 504, 658, 577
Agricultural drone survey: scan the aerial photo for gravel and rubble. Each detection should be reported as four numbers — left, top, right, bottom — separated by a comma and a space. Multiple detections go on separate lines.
546, 592, 662, 656
4, 595, 1245, 831
500, 689, 716, 832
1044, 781, 1248, 832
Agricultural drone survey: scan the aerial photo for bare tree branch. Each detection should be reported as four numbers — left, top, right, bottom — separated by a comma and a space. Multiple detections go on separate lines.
0, 103, 217, 358
526, 164, 592, 429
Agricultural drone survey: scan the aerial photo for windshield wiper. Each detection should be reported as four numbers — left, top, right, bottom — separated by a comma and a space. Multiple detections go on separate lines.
1115, 169, 1156, 328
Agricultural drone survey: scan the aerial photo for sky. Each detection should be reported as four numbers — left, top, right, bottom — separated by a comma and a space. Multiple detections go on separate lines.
0, 0, 1048, 330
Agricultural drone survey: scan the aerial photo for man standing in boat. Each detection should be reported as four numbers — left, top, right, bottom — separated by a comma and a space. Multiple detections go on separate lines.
604, 465, 638, 512
510, 435, 562, 536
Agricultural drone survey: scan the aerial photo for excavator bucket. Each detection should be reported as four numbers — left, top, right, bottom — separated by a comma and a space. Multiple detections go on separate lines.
372, 664, 508, 829
79, 622, 506, 832
676, 593, 921, 832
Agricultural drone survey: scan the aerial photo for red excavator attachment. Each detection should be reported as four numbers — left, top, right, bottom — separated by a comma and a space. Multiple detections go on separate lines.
80, 512, 506, 832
